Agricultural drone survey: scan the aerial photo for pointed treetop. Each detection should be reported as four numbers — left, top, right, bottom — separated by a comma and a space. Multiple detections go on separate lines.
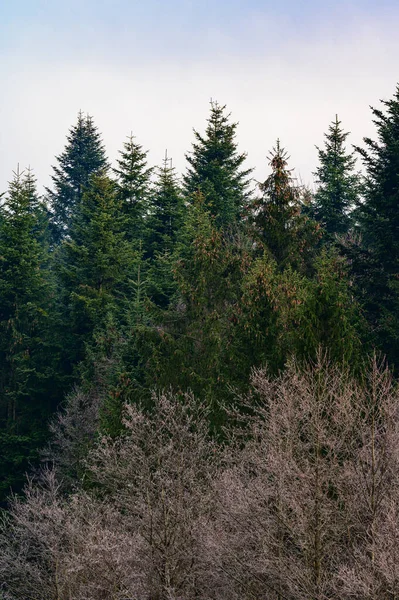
312, 115, 360, 242
184, 99, 253, 227
113, 133, 153, 244
4, 165, 41, 216
147, 150, 184, 257
47, 112, 109, 241
114, 133, 152, 205
258, 140, 296, 201
252, 140, 319, 267
356, 84, 399, 266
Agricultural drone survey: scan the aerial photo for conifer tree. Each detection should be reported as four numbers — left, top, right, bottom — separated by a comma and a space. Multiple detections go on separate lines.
312, 116, 360, 243
162, 192, 252, 419
184, 100, 252, 227
148, 152, 184, 256
252, 141, 319, 268
47, 112, 109, 241
357, 85, 399, 271
146, 153, 185, 307
113, 133, 152, 243
237, 247, 363, 376
354, 84, 399, 363
57, 172, 135, 365
0, 168, 55, 498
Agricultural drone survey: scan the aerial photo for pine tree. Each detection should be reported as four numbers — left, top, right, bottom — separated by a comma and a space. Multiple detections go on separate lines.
57, 172, 135, 365
47, 112, 109, 241
312, 116, 360, 243
0, 168, 55, 498
113, 133, 152, 243
251, 141, 319, 268
354, 84, 399, 364
184, 100, 252, 227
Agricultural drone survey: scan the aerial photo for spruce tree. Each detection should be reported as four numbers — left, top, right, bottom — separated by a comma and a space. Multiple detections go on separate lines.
354, 84, 399, 363
312, 116, 360, 243
357, 85, 399, 271
252, 141, 319, 269
161, 191, 252, 423
184, 100, 252, 227
146, 153, 185, 307
47, 112, 109, 241
113, 133, 152, 243
0, 168, 55, 498
57, 172, 135, 365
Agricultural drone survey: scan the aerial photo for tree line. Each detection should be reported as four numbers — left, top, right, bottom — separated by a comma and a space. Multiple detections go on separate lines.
0, 83, 399, 597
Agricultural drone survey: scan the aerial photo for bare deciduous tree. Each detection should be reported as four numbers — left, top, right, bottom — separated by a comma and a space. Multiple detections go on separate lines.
87, 391, 219, 600
0, 391, 218, 600
334, 358, 399, 600
2, 357, 399, 600
0, 468, 143, 600
44, 387, 101, 483
208, 355, 399, 600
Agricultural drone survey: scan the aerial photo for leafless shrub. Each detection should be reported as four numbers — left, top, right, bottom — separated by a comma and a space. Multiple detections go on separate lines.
0, 467, 144, 600
44, 337, 124, 483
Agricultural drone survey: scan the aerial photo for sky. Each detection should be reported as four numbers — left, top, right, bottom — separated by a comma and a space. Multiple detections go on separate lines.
1, 0, 399, 195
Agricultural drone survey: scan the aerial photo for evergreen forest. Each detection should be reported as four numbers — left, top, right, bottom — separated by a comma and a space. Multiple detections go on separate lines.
2, 85, 399, 599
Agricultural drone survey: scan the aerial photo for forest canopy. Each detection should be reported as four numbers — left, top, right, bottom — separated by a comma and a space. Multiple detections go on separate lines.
1, 85, 399, 599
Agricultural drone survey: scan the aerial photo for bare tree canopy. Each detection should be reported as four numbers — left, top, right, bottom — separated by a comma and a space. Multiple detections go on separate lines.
2, 356, 399, 600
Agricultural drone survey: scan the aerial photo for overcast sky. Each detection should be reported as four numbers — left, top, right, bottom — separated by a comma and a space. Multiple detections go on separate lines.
1, 0, 398, 195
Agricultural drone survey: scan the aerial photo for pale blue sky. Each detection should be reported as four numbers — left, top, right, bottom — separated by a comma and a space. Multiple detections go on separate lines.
1, 0, 399, 193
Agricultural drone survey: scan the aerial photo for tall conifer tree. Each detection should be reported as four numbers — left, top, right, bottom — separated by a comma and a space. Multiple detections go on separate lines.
58, 172, 135, 365
147, 153, 185, 307
312, 116, 360, 243
252, 141, 319, 268
354, 84, 399, 363
47, 112, 108, 241
0, 168, 55, 497
113, 134, 152, 243
357, 85, 399, 270
148, 152, 184, 256
184, 100, 252, 227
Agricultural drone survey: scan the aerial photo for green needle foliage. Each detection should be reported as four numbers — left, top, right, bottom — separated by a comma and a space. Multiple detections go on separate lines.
147, 152, 185, 307
312, 116, 361, 244
357, 85, 399, 268
113, 133, 152, 244
1, 89, 397, 500
184, 100, 253, 227
147, 152, 185, 257
251, 141, 319, 270
354, 85, 399, 365
0, 168, 57, 498
47, 112, 109, 242
57, 172, 135, 366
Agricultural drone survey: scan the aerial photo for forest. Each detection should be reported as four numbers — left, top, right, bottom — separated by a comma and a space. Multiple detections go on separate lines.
0, 83, 399, 599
